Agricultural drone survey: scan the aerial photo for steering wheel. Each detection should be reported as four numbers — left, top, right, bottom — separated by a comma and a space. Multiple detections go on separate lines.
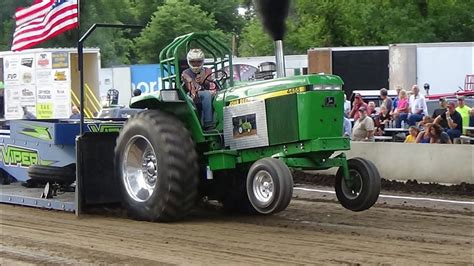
203, 69, 229, 84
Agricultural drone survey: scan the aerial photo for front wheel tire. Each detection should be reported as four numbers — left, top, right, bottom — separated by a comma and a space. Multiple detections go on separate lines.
246, 158, 293, 214
335, 157, 381, 211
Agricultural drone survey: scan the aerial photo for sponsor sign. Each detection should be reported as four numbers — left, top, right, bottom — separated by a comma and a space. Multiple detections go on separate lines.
130, 64, 161, 94
52, 52, 69, 69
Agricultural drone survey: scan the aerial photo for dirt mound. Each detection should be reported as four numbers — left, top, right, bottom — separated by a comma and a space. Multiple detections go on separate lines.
293, 171, 474, 197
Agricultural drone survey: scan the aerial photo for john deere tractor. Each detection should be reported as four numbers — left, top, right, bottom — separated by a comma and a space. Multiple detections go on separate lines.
115, 33, 380, 222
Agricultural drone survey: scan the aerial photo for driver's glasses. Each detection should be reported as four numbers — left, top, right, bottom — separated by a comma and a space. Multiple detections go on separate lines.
189, 60, 203, 67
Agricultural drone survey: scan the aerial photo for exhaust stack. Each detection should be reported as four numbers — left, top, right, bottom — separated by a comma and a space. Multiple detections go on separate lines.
275, 40, 286, 78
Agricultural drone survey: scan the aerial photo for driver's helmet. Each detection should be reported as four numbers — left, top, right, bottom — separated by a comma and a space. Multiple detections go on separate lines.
187, 48, 204, 73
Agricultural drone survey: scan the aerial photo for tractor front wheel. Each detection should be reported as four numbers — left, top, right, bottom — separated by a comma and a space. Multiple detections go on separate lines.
335, 157, 381, 211
246, 158, 293, 214
114, 110, 198, 222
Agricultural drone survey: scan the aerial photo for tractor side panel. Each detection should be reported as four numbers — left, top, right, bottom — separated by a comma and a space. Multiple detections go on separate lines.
265, 94, 299, 145
297, 91, 344, 140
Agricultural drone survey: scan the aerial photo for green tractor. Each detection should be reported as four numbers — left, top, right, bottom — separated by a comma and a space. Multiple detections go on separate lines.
237, 118, 253, 134
115, 32, 380, 222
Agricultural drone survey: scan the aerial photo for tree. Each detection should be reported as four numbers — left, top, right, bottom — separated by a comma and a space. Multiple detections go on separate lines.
190, 0, 244, 34
238, 19, 273, 56
135, 0, 224, 63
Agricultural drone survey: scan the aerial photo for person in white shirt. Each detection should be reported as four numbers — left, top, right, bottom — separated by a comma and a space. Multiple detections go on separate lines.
408, 85, 428, 126
344, 94, 351, 118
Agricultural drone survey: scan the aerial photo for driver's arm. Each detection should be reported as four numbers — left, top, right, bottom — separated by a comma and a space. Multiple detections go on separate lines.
203, 68, 216, 93
182, 72, 198, 97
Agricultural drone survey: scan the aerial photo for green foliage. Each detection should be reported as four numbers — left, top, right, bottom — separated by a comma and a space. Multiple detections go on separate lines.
0, 0, 472, 63
238, 0, 474, 56
238, 19, 273, 56
135, 0, 223, 63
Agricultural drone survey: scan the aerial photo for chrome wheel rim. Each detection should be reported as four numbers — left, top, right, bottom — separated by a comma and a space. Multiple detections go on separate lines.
252, 170, 275, 207
341, 169, 363, 200
122, 135, 158, 202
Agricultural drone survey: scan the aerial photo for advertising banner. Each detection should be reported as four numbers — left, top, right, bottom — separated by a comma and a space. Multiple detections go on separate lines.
130, 64, 161, 94
3, 51, 71, 120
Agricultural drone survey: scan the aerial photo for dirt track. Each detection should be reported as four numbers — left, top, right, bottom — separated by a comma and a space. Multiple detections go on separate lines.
1, 187, 473, 265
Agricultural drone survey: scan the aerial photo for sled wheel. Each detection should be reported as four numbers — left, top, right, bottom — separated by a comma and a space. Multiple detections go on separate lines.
27, 164, 76, 184
335, 157, 381, 211
246, 158, 293, 214
115, 110, 198, 222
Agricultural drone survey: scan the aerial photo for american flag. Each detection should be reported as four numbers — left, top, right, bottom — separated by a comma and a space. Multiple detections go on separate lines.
12, 0, 79, 51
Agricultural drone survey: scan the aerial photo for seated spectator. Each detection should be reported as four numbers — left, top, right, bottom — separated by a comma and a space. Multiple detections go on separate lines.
455, 96, 471, 134
349, 93, 368, 120
390, 86, 402, 116
351, 107, 375, 142
404, 126, 420, 143
468, 108, 474, 144
408, 85, 428, 126
432, 97, 448, 129
343, 116, 352, 138
380, 88, 393, 113
433, 102, 462, 141
416, 123, 433, 144
418, 115, 433, 130
393, 89, 410, 127
375, 105, 391, 135
367, 101, 376, 116
429, 123, 452, 144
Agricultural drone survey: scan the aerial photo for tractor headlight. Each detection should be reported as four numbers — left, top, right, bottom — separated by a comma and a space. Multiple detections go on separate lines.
310, 85, 341, 90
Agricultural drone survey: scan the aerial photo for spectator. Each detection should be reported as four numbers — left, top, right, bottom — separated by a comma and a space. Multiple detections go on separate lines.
380, 88, 393, 113
455, 96, 471, 134
418, 115, 433, 130
343, 116, 352, 138
343, 94, 351, 117
367, 101, 376, 116
22, 106, 36, 119
375, 105, 391, 135
351, 106, 375, 142
394, 89, 410, 128
468, 109, 474, 143
432, 98, 448, 129
391, 86, 402, 115
404, 126, 420, 143
433, 101, 462, 141
70, 106, 81, 119
408, 85, 428, 126
416, 123, 433, 143
349, 93, 368, 120
429, 123, 452, 144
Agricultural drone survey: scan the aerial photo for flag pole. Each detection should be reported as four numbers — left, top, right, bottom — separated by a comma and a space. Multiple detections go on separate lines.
77, 0, 85, 135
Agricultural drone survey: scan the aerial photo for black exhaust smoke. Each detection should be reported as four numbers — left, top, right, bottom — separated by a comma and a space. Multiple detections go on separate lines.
254, 0, 291, 40
254, 0, 290, 77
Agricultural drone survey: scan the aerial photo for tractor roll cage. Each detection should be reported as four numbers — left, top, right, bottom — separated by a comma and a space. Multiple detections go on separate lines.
159, 32, 234, 91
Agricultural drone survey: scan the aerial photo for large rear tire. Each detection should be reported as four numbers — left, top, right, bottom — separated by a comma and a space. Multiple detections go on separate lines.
335, 157, 381, 211
246, 158, 293, 214
114, 110, 198, 222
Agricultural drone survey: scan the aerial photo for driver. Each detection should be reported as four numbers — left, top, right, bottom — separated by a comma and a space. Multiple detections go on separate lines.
181, 48, 216, 130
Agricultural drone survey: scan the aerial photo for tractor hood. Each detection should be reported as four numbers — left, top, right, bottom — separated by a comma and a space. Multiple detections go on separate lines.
216, 74, 343, 105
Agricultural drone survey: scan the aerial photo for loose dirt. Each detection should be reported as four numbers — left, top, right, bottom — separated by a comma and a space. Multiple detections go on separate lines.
1, 187, 472, 265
